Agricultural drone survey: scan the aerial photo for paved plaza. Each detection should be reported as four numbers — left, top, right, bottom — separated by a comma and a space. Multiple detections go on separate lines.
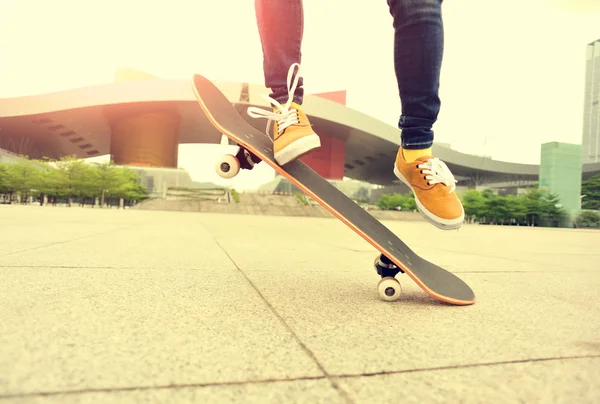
1, 205, 599, 403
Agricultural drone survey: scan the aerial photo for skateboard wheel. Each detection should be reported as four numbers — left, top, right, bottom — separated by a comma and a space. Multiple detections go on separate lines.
216, 154, 240, 179
377, 277, 401, 302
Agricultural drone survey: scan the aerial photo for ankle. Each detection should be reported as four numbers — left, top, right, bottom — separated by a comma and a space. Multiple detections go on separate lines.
403, 147, 432, 162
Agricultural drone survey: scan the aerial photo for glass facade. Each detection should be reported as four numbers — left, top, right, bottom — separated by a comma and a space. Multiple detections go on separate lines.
582, 39, 600, 163
539, 142, 583, 224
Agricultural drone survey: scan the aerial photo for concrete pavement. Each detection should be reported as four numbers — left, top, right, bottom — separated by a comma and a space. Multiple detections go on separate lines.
1, 205, 599, 403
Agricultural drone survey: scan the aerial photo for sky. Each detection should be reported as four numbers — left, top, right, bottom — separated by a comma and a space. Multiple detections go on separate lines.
0, 0, 599, 189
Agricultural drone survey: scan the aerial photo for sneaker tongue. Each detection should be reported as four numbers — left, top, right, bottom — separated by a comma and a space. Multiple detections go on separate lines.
273, 102, 301, 113
273, 101, 300, 111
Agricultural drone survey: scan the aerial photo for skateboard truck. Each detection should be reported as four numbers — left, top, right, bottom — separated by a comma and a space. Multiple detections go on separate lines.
215, 146, 262, 179
374, 254, 405, 302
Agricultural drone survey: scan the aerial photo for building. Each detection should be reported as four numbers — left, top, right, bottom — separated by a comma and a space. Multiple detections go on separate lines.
582, 39, 600, 164
1, 69, 599, 192
126, 166, 194, 198
539, 142, 583, 225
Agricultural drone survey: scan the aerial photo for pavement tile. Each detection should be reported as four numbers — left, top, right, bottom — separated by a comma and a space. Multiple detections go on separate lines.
0, 379, 346, 404
0, 212, 229, 270
0, 267, 323, 395
237, 269, 600, 375
2, 208, 599, 403
336, 357, 600, 403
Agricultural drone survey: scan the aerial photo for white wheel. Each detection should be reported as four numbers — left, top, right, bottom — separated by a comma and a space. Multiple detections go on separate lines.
377, 277, 402, 301
215, 154, 240, 179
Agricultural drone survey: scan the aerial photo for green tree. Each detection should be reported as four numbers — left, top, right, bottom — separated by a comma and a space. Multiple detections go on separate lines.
0, 156, 148, 208
54, 156, 97, 206
505, 194, 527, 225
5, 158, 42, 203
28, 159, 55, 206
376, 193, 402, 210
0, 162, 11, 202
124, 182, 149, 205
578, 210, 600, 227
94, 162, 121, 207
111, 166, 148, 206
522, 187, 545, 226
40, 166, 67, 205
461, 190, 486, 222
519, 186, 568, 227
541, 192, 567, 227
581, 174, 600, 210
402, 192, 416, 211
76, 163, 100, 206
375, 192, 417, 211
461, 189, 528, 225
485, 194, 511, 224
473, 188, 496, 223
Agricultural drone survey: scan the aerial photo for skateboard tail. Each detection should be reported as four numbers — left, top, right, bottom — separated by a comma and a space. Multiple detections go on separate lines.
191, 74, 475, 306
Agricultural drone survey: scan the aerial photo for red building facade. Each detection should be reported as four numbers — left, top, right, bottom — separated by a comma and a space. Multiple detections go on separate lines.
300, 90, 346, 180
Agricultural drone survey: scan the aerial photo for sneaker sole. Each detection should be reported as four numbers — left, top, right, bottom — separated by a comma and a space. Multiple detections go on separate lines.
393, 165, 464, 230
274, 134, 321, 166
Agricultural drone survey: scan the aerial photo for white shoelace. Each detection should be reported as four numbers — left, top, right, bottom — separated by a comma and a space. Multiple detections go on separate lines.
418, 157, 458, 192
247, 63, 302, 137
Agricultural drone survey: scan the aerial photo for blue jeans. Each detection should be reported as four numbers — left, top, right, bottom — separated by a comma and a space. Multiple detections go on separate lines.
255, 0, 443, 149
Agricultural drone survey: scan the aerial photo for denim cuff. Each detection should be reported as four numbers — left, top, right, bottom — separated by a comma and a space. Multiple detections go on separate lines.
399, 116, 435, 149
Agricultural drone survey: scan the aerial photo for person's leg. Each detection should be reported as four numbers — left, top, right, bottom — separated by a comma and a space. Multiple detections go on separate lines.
388, 0, 464, 230
388, 0, 443, 159
254, 0, 304, 104
249, 0, 320, 165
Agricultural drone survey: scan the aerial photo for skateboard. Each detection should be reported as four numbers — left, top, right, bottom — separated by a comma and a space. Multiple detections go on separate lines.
191, 74, 475, 306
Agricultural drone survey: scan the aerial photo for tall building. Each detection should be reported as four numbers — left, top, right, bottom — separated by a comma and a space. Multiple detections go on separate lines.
582, 39, 600, 163
539, 142, 582, 226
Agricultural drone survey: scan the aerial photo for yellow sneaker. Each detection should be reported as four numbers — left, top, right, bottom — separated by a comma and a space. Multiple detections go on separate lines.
393, 148, 464, 230
271, 101, 320, 165
247, 63, 321, 165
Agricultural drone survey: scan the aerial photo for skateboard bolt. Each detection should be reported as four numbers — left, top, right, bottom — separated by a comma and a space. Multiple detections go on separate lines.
385, 287, 396, 297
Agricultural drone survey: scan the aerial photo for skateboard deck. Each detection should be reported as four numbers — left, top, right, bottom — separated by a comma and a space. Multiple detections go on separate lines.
191, 74, 475, 306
